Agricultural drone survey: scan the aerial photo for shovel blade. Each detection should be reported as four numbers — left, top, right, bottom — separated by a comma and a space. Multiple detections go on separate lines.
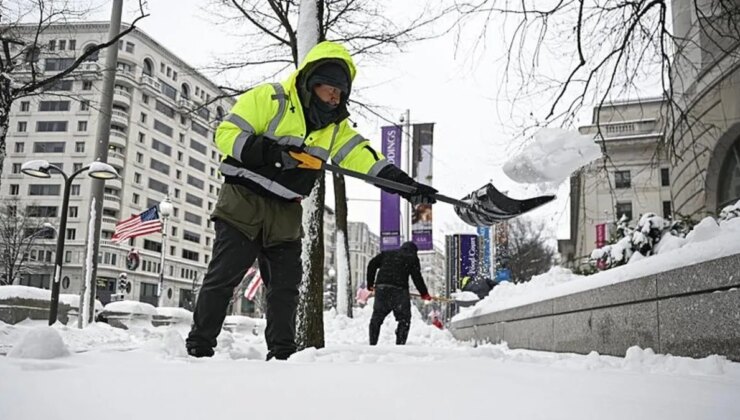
454, 183, 556, 227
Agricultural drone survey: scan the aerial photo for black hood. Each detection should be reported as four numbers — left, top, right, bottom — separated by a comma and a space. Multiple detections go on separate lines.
399, 241, 418, 254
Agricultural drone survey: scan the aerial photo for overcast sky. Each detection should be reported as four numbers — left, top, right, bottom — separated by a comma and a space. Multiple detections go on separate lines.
85, 0, 588, 249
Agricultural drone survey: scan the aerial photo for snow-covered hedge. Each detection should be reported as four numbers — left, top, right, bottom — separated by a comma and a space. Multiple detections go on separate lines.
590, 200, 740, 271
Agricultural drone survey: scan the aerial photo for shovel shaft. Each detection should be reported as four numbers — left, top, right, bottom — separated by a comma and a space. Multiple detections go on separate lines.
325, 163, 470, 208
410, 293, 452, 302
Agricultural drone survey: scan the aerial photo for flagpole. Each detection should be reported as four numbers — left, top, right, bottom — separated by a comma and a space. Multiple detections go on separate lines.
157, 196, 173, 307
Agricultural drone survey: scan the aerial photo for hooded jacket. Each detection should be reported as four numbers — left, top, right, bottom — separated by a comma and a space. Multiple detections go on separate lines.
215, 41, 391, 201
366, 242, 429, 295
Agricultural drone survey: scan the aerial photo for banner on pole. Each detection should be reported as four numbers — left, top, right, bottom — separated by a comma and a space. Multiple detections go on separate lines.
595, 223, 607, 248
380, 125, 402, 251
411, 123, 434, 251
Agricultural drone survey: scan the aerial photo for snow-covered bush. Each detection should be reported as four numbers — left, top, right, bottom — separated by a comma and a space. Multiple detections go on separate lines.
718, 199, 740, 221
590, 213, 694, 271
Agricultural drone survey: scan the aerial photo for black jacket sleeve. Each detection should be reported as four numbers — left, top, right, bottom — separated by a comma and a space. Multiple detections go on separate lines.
366, 253, 383, 289
409, 257, 429, 296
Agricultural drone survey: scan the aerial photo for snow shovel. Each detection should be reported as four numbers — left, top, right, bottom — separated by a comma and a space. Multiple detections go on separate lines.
409, 293, 453, 303
324, 163, 556, 227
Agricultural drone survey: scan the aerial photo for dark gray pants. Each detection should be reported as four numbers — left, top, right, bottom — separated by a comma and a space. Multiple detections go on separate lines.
186, 220, 302, 359
369, 286, 411, 345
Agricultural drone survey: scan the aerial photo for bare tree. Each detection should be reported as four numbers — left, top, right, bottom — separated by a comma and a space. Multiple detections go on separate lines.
507, 218, 555, 283
453, 1, 740, 158
0, 197, 54, 286
206, 0, 453, 349
0, 0, 149, 186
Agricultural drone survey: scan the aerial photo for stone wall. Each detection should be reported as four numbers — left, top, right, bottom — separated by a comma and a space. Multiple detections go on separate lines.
451, 253, 740, 361
0, 297, 70, 325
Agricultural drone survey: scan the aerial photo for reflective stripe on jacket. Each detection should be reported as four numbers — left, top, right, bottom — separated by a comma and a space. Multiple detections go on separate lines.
215, 41, 391, 200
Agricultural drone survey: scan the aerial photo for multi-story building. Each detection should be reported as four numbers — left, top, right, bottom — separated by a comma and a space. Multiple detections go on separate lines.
561, 98, 671, 268
3, 22, 233, 307
347, 221, 379, 291
669, 0, 740, 218
418, 246, 445, 296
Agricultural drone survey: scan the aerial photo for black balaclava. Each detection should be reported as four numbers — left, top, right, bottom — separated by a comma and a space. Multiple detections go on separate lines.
298, 59, 351, 132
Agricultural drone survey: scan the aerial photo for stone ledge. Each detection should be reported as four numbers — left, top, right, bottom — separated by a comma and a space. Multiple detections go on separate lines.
0, 297, 70, 325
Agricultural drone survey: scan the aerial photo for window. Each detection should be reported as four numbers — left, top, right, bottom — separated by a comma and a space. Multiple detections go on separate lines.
39, 101, 70, 112
661, 168, 670, 187
17, 121, 27, 132
70, 185, 80, 196
166, 67, 172, 77
66, 229, 76, 240
134, 173, 142, 184
58, 40, 66, 50
177, 151, 183, 162
616, 202, 633, 221
10, 185, 19, 195
171, 226, 178, 236
185, 193, 203, 207
27, 206, 58, 217
82, 81, 93, 90
144, 239, 162, 253
181, 249, 200, 262
77, 121, 87, 132
174, 188, 181, 198
140, 112, 148, 123
148, 178, 169, 194
136, 152, 143, 163
663, 201, 672, 219
125, 41, 135, 53
159, 80, 178, 101
44, 79, 73, 91
175, 169, 182, 180
20, 101, 30, 112
69, 207, 78, 218
190, 139, 207, 155
36, 121, 68, 132
29, 184, 61, 196
187, 175, 204, 190
65, 251, 72, 263
183, 230, 201, 243
68, 39, 76, 50
151, 139, 172, 156
150, 158, 171, 175
179, 133, 185, 144
184, 211, 202, 225
142, 93, 150, 104
49, 40, 56, 51
44, 58, 75, 71
34, 142, 66, 153
197, 107, 210, 120
155, 100, 176, 118
153, 119, 173, 137
139, 282, 158, 306
188, 157, 205, 172
191, 121, 208, 137
208, 201, 213, 211
173, 71, 177, 81
73, 163, 82, 171
615, 170, 631, 189
74, 142, 84, 153
14, 142, 24, 153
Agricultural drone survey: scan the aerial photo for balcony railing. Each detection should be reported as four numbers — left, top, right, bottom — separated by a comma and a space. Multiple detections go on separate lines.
140, 74, 161, 91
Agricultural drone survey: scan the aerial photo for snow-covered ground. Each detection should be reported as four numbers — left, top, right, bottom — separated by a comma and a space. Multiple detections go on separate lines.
1, 303, 739, 420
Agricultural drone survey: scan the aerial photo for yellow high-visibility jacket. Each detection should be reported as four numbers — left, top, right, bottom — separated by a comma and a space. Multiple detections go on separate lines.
215, 41, 390, 201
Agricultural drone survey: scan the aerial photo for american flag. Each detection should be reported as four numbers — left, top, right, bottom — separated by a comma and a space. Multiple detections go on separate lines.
112, 205, 163, 243
243, 267, 263, 301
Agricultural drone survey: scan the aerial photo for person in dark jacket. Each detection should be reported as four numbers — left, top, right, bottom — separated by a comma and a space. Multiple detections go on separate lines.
366, 241, 432, 345
461, 275, 497, 300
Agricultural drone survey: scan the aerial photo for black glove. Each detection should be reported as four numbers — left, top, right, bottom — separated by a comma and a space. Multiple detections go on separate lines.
376, 165, 437, 205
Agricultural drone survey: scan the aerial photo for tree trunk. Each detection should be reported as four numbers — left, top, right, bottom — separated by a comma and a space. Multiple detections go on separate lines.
0, 103, 10, 186
333, 173, 353, 318
296, 175, 326, 350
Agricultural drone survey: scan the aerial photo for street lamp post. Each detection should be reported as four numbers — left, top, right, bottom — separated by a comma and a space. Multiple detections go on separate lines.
22, 160, 118, 325
156, 196, 173, 307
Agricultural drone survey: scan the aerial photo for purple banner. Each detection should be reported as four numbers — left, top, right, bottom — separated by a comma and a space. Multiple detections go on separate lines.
411, 123, 434, 250
380, 126, 402, 251
459, 234, 479, 288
